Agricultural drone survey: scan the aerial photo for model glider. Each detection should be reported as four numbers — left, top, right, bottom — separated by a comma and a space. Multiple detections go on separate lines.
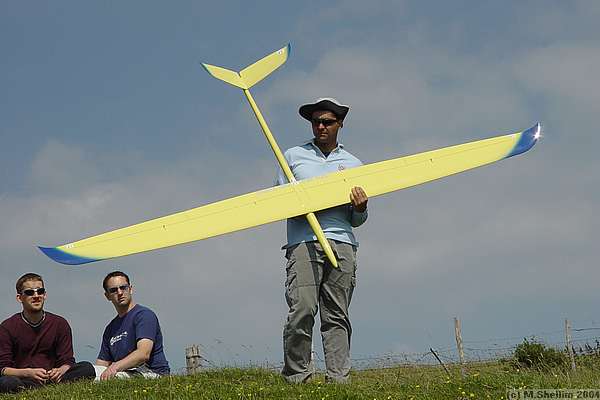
202, 44, 342, 266
38, 46, 540, 266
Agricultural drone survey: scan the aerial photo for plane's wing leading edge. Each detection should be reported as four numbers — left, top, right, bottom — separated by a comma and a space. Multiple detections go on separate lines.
39, 123, 540, 265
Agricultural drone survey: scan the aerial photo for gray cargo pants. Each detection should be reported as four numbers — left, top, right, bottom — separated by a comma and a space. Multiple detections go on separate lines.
282, 240, 357, 383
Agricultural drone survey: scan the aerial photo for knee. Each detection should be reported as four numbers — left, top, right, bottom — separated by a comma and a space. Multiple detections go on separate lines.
63, 361, 97, 382
0, 376, 24, 393
77, 361, 97, 379
285, 304, 318, 336
287, 301, 318, 325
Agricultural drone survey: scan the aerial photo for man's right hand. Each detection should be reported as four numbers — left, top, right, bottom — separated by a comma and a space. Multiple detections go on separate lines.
24, 368, 49, 383
100, 363, 120, 381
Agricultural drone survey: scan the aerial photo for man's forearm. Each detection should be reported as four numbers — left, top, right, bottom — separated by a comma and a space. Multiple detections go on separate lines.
95, 359, 111, 367
350, 208, 368, 227
57, 364, 71, 372
2, 367, 27, 378
111, 349, 149, 372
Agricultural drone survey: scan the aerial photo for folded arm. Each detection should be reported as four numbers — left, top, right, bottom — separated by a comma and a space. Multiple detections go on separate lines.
97, 338, 153, 380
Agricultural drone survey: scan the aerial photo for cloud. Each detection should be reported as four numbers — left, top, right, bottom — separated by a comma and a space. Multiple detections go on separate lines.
0, 137, 291, 367
258, 1, 599, 359
29, 140, 100, 193
265, 43, 533, 167
514, 42, 600, 121
2, 1, 599, 369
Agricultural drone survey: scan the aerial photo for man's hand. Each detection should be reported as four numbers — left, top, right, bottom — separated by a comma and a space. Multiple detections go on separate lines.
350, 186, 368, 212
100, 363, 120, 381
24, 368, 49, 384
48, 364, 70, 383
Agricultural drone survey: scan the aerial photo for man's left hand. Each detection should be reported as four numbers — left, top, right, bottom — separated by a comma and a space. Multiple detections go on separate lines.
350, 186, 368, 212
47, 364, 70, 383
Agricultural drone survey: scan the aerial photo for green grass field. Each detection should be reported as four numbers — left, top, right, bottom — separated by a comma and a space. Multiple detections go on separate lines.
2, 358, 600, 400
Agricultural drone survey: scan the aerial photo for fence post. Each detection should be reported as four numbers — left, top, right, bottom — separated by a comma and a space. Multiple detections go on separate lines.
565, 319, 576, 371
454, 317, 466, 377
185, 344, 202, 375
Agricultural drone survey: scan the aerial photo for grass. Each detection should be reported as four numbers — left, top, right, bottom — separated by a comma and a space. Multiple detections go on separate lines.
1, 359, 600, 399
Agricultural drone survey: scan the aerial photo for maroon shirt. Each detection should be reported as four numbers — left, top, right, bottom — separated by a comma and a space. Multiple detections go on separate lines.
0, 312, 75, 371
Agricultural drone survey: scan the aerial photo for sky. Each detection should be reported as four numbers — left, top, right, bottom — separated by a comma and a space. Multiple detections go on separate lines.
1, 1, 599, 372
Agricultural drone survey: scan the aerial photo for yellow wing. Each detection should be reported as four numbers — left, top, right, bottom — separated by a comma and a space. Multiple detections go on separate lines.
39, 124, 540, 265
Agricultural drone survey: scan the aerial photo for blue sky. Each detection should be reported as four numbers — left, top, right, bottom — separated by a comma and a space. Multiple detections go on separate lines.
1, 1, 599, 371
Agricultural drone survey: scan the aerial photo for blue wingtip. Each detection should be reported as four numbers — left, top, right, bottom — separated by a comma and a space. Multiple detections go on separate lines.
286, 43, 292, 56
506, 123, 541, 158
38, 246, 99, 266
200, 62, 212, 75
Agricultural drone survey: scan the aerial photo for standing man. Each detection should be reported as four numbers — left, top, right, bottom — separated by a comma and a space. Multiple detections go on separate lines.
0, 273, 95, 393
95, 271, 170, 380
276, 98, 369, 383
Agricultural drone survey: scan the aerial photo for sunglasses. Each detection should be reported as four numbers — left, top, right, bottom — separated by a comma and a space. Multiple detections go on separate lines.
311, 118, 338, 127
21, 288, 46, 296
106, 284, 131, 294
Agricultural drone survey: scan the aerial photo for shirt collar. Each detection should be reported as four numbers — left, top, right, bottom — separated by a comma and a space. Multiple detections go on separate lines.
303, 139, 344, 152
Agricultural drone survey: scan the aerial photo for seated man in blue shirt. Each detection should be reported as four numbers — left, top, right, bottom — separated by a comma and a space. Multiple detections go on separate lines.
95, 271, 170, 380
276, 98, 369, 384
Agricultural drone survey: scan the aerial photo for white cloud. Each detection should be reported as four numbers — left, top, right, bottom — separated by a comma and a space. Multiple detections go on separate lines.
2, 1, 599, 370
514, 42, 600, 121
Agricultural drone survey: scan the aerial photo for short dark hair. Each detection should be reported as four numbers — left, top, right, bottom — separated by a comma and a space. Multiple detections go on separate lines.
16, 273, 44, 293
102, 271, 130, 292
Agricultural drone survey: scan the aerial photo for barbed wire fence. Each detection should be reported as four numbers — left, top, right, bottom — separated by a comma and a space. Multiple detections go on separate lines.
181, 319, 600, 375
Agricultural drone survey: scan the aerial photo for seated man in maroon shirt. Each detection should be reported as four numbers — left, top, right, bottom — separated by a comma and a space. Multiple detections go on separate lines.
0, 273, 95, 393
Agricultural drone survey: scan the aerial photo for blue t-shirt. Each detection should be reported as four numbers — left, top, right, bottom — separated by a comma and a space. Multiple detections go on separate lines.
98, 304, 170, 375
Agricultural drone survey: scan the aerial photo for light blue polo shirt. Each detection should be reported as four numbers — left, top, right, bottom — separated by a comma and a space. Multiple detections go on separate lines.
276, 140, 368, 248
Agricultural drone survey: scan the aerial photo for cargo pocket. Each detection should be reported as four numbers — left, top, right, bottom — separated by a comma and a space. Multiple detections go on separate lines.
284, 250, 299, 307
328, 243, 355, 289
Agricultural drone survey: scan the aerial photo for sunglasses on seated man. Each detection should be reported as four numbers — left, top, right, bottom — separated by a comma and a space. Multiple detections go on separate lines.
106, 284, 131, 294
21, 288, 46, 296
